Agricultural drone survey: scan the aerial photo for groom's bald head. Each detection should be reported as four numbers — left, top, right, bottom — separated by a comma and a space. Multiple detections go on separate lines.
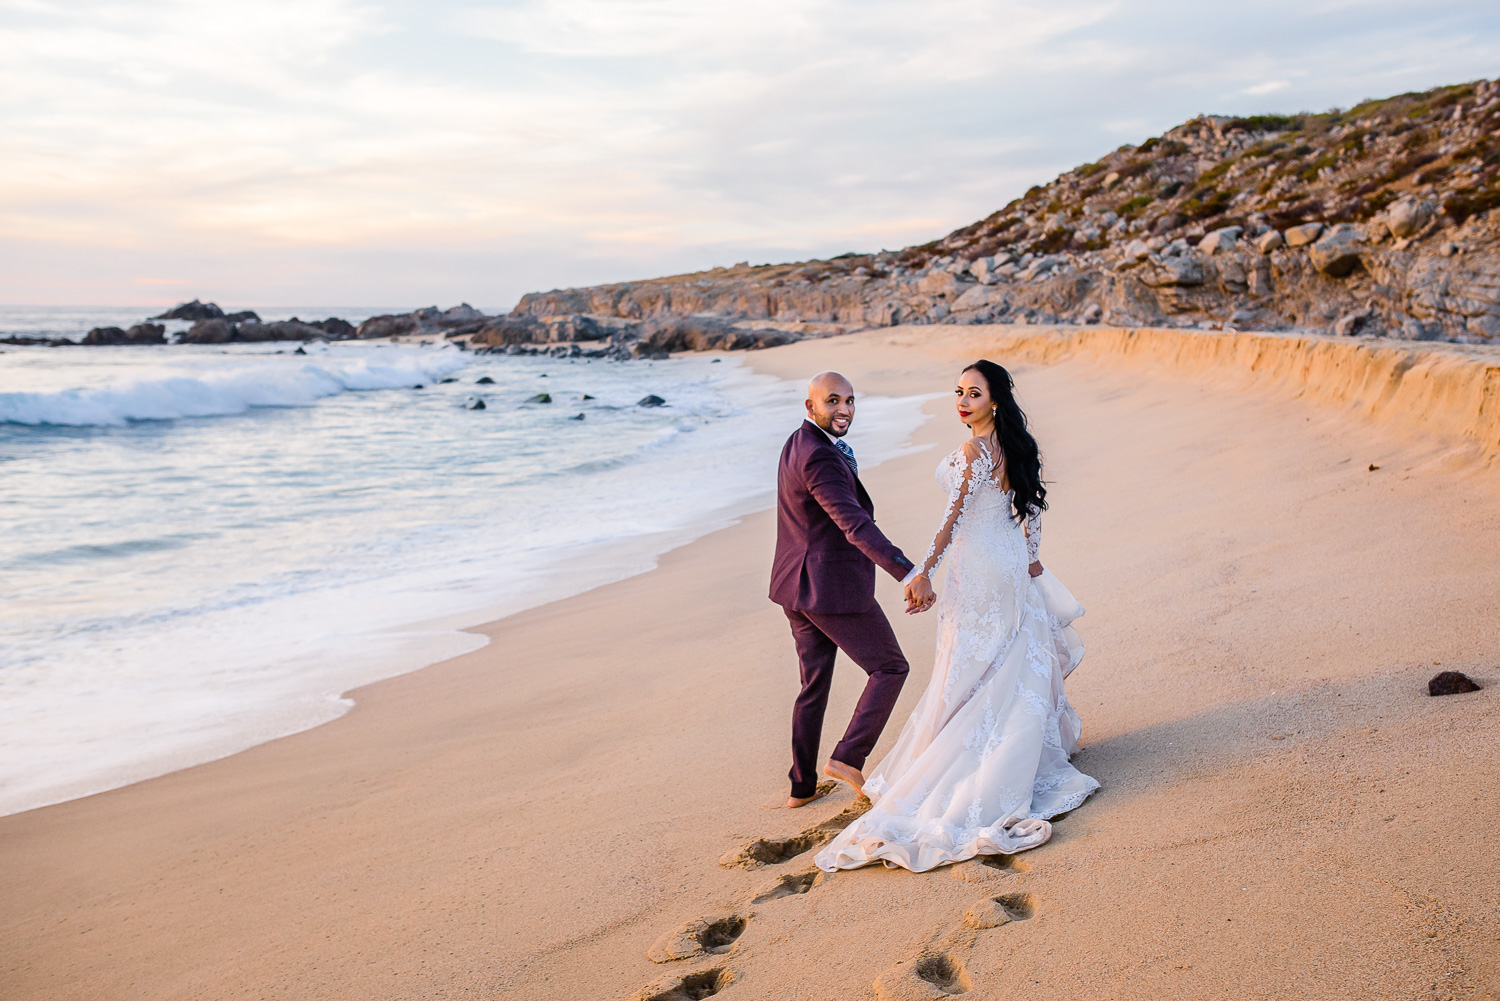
805, 371, 855, 437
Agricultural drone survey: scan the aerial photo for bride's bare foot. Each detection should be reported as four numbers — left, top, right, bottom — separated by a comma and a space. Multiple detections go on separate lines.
823, 759, 866, 798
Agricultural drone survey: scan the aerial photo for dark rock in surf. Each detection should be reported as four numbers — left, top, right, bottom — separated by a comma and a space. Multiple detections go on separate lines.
311, 317, 355, 338
153, 299, 225, 321
527, 393, 552, 403
235, 320, 326, 342
181, 318, 235, 343
468, 398, 486, 409
637, 394, 666, 407
82, 322, 166, 345
0, 335, 74, 346
569, 412, 586, 420
440, 377, 457, 383
1428, 671, 1481, 696
476, 376, 495, 384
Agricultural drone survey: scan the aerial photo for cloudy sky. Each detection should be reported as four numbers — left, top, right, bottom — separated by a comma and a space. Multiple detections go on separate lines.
2, 0, 1497, 310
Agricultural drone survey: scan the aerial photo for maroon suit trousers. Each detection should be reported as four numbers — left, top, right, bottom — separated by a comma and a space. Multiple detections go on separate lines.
785, 604, 909, 799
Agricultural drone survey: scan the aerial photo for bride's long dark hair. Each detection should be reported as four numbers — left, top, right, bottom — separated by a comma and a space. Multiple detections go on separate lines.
963, 359, 1046, 522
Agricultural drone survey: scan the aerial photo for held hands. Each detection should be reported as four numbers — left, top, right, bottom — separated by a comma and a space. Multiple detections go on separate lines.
904, 573, 935, 614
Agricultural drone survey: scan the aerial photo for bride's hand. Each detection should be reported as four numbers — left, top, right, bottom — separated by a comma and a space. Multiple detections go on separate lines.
904, 574, 935, 614
1028, 561, 1044, 578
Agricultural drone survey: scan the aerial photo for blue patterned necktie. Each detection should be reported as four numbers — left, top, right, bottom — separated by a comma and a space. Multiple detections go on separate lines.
833, 437, 858, 476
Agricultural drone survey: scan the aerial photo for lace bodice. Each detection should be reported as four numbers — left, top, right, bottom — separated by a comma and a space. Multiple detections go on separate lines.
917, 440, 1040, 579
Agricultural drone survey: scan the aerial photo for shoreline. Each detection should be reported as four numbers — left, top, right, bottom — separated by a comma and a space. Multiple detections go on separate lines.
0, 354, 932, 818
3, 324, 1497, 1000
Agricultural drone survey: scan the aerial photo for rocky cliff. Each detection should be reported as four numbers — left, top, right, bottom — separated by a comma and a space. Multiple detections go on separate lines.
491, 77, 1500, 356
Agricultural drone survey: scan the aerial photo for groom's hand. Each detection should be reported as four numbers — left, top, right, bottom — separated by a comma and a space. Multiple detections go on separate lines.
904, 574, 935, 614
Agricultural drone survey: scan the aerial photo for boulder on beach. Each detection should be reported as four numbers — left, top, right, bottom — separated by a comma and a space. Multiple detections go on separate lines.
527, 393, 552, 404
637, 394, 666, 407
1428, 671, 1481, 696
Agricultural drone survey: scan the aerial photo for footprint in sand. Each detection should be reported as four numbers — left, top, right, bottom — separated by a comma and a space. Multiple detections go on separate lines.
950, 854, 1032, 883
872, 950, 972, 1000
647, 914, 750, 963
719, 832, 823, 869
961, 891, 1036, 930
719, 799, 871, 870
749, 865, 829, 904
630, 965, 735, 1001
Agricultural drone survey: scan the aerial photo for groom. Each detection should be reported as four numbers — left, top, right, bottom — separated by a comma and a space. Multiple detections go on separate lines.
771, 371, 935, 808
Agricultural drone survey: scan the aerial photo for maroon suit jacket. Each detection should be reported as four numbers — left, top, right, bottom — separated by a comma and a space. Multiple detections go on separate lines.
769, 420, 914, 614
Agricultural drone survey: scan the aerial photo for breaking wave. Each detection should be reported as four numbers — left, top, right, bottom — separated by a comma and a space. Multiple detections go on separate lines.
1, 351, 470, 427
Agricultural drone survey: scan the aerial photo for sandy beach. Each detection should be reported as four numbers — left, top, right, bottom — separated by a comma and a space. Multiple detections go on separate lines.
3, 325, 1497, 1001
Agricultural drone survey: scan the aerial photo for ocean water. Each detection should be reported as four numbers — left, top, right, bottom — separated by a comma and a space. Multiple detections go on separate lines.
0, 315, 930, 816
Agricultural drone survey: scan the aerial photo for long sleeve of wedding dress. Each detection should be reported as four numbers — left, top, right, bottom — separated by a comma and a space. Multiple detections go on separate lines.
1024, 510, 1040, 565
916, 441, 987, 578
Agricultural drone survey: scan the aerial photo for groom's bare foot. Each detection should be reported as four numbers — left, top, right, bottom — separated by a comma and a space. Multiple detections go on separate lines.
824, 759, 866, 798
786, 793, 820, 808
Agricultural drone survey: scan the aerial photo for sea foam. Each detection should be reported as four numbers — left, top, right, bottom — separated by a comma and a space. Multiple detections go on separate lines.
0, 349, 469, 427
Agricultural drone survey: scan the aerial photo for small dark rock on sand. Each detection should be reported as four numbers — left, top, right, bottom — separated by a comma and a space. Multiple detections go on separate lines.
527, 393, 552, 404
1428, 671, 1481, 696
468, 399, 486, 410
638, 394, 666, 407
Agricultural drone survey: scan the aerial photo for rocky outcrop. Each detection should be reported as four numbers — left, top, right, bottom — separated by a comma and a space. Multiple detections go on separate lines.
81, 323, 166, 345
500, 77, 1500, 352
180, 318, 235, 344
178, 317, 350, 344
234, 320, 328, 342
152, 299, 224, 321
355, 303, 490, 339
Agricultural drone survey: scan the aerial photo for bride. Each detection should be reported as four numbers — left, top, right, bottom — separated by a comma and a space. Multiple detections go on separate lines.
815, 360, 1098, 872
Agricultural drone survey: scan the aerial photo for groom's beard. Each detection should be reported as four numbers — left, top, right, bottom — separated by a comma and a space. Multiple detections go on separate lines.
812, 412, 852, 436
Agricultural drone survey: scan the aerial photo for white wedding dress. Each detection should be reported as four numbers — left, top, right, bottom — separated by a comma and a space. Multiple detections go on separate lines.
815, 440, 1098, 872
